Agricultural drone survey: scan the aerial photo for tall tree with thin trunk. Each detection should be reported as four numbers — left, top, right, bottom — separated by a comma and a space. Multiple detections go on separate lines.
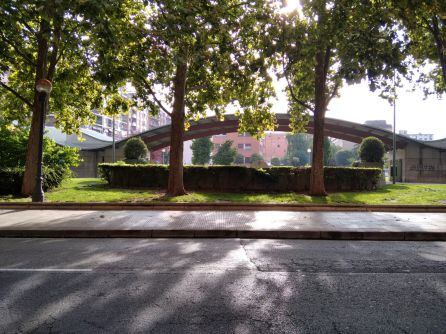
278, 0, 406, 195
115, 0, 278, 196
0, 0, 141, 195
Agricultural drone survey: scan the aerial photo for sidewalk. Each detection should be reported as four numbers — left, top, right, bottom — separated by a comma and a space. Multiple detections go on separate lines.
1, 209, 445, 240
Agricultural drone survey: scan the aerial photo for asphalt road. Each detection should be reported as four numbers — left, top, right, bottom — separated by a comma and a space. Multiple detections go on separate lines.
0, 238, 445, 333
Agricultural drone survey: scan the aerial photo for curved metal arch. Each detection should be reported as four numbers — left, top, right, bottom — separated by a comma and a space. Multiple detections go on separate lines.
101, 113, 441, 152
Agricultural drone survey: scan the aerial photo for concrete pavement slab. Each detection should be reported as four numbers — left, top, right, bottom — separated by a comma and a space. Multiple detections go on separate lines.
0, 209, 446, 240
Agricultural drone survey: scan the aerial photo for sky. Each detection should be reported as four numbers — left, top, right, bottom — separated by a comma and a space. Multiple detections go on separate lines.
272, 78, 446, 140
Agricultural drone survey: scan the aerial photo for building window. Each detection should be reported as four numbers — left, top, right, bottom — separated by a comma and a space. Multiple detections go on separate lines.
245, 143, 252, 150
238, 144, 244, 149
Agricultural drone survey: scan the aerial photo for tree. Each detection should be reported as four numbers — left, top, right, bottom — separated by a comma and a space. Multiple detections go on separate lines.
286, 133, 311, 166
250, 153, 264, 164
191, 137, 213, 165
335, 149, 354, 166
335, 149, 352, 166
279, 0, 406, 195
323, 137, 338, 166
0, 0, 140, 195
212, 140, 237, 165
270, 157, 281, 166
235, 154, 245, 165
359, 137, 386, 163
115, 0, 278, 196
391, 0, 446, 94
123, 137, 148, 163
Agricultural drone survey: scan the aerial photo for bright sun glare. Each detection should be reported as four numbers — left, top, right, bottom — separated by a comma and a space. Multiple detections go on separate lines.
282, 0, 302, 15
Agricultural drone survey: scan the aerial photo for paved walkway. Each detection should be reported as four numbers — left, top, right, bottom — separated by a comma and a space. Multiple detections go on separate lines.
1, 209, 446, 240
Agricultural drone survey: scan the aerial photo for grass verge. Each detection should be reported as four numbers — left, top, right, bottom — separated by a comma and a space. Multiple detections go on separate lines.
1, 178, 446, 205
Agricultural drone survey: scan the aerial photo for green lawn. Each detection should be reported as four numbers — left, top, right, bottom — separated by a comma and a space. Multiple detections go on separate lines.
1, 178, 446, 205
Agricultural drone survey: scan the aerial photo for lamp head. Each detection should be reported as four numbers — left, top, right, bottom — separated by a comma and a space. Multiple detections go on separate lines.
36, 79, 52, 94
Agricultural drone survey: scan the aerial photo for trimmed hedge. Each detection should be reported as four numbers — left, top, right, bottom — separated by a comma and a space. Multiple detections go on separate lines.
0, 167, 67, 195
98, 164, 382, 192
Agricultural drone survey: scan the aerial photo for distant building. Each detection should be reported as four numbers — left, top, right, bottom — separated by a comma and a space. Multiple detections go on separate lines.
364, 120, 392, 131
212, 133, 261, 165
211, 132, 289, 165
399, 130, 434, 142
260, 132, 288, 163
86, 108, 170, 140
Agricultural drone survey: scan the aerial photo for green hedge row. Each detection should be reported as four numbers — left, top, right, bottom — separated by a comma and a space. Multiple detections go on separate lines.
0, 167, 67, 195
98, 164, 382, 192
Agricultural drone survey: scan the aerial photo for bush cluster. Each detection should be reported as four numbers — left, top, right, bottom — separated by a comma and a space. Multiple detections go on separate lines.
123, 137, 148, 163
0, 124, 80, 195
98, 164, 382, 192
359, 137, 385, 163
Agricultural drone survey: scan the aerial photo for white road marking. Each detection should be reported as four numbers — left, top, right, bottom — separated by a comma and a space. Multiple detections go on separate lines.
0, 268, 93, 272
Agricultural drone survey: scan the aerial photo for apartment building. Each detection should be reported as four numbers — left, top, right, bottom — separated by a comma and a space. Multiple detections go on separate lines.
211, 132, 289, 165
212, 132, 261, 164
399, 130, 434, 142
260, 132, 288, 162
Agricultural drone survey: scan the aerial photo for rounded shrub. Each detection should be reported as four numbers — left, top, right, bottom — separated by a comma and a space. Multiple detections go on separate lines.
123, 137, 148, 162
359, 137, 385, 163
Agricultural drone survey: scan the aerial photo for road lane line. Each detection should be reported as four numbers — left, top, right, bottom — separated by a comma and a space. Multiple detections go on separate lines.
0, 268, 93, 272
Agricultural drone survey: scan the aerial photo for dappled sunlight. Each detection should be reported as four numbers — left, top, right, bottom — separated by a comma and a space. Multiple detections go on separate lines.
1, 238, 446, 332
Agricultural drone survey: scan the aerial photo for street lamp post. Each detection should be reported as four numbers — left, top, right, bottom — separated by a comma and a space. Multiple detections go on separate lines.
32, 79, 52, 202
392, 72, 397, 184
307, 148, 312, 166
161, 148, 166, 164
112, 115, 116, 163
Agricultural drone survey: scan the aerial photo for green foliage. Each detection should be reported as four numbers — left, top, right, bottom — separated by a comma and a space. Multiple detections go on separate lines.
391, 0, 446, 94
335, 150, 355, 166
279, 0, 407, 125
0, 124, 28, 167
212, 140, 237, 165
286, 133, 311, 166
109, 0, 279, 136
0, 0, 142, 132
359, 137, 386, 163
98, 163, 382, 192
270, 157, 281, 166
324, 137, 338, 166
0, 123, 79, 194
250, 153, 264, 164
191, 137, 213, 165
235, 154, 245, 165
123, 137, 148, 163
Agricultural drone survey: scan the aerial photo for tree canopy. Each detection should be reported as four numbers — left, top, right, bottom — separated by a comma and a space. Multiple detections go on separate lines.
191, 137, 213, 165
391, 0, 446, 94
212, 140, 237, 165
106, 0, 280, 195
0, 0, 141, 194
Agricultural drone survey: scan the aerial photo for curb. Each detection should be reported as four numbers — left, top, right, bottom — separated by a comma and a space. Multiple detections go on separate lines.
1, 202, 446, 212
0, 229, 445, 241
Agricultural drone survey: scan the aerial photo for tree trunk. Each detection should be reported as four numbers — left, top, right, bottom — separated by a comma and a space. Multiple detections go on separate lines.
21, 18, 49, 196
309, 50, 328, 196
166, 62, 187, 196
